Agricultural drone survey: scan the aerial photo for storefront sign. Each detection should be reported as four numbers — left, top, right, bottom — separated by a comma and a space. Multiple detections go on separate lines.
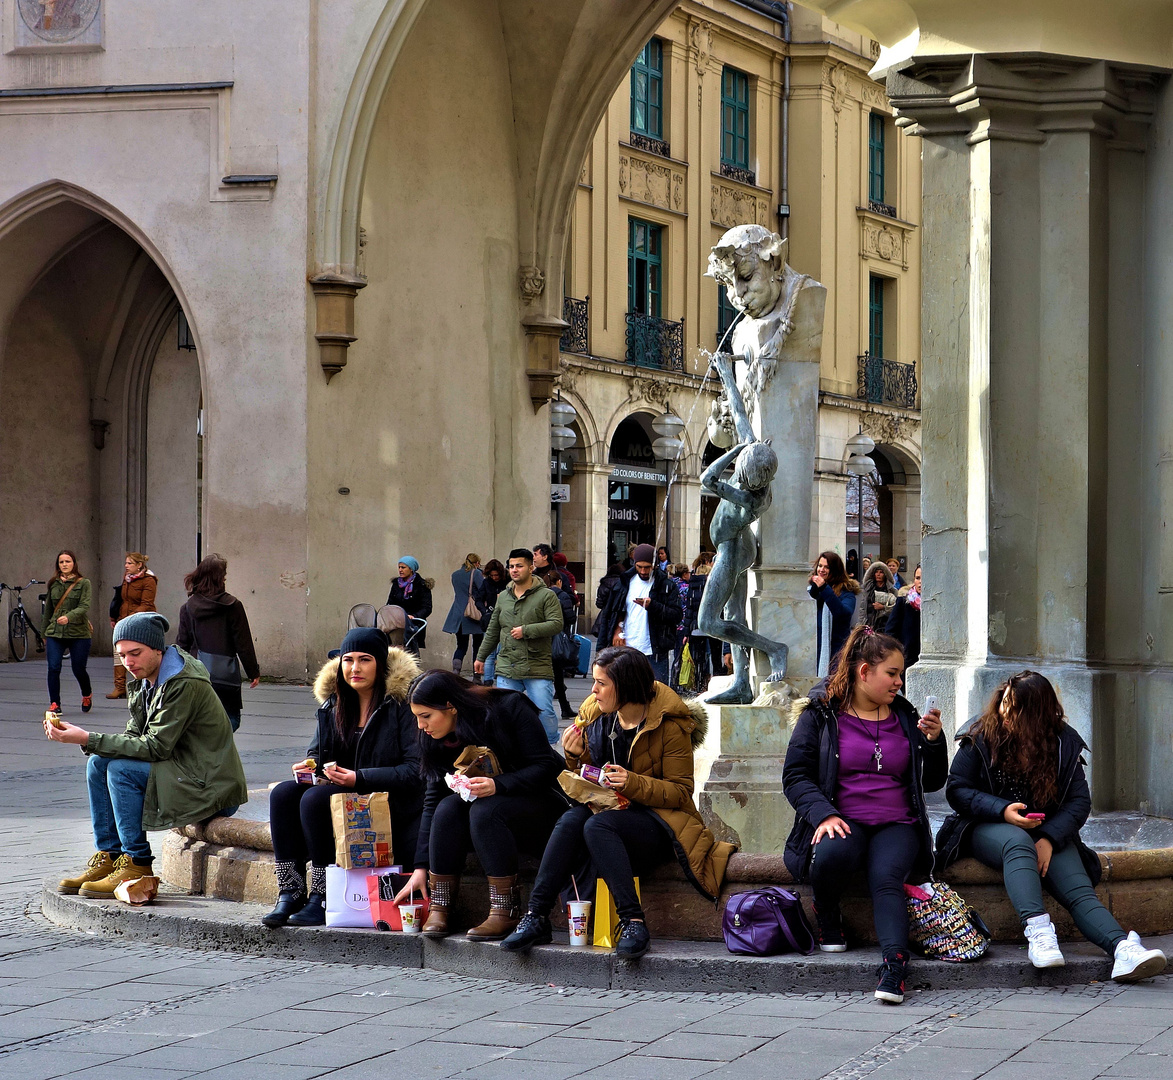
551, 484, 570, 503
610, 464, 663, 485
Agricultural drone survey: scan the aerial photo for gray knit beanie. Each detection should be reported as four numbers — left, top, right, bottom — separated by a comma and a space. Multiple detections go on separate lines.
113, 612, 170, 652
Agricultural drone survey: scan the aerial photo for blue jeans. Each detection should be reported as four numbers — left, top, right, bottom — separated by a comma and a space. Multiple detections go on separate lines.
483, 645, 500, 684
46, 636, 92, 705
226, 711, 241, 733
649, 650, 670, 684
495, 676, 558, 741
87, 755, 152, 861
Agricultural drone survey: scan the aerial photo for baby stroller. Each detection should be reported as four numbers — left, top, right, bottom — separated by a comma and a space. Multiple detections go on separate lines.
348, 603, 427, 653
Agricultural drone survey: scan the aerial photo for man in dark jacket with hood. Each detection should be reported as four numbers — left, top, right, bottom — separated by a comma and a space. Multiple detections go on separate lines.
594, 544, 682, 683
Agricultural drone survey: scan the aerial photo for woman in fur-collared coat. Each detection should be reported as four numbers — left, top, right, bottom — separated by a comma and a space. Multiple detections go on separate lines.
261, 629, 424, 928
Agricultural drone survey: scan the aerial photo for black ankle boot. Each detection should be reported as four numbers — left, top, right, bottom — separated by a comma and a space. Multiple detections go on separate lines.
286, 893, 326, 926
262, 891, 307, 928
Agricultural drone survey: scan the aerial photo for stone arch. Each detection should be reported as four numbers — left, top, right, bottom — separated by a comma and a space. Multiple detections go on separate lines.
867, 440, 922, 574
0, 181, 205, 655
603, 404, 698, 472
555, 386, 602, 466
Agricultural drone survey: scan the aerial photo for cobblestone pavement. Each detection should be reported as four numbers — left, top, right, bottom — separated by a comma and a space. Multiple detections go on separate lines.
2, 659, 1172, 1079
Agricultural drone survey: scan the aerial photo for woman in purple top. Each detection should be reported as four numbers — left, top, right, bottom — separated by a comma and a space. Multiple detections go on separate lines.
783, 624, 947, 1004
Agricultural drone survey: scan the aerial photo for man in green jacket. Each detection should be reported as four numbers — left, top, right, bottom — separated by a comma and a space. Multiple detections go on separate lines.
45, 612, 248, 898
475, 548, 564, 741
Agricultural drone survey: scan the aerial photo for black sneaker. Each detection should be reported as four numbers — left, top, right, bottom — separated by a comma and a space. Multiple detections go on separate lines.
815, 903, 847, 952
875, 949, 909, 1004
500, 912, 552, 952
615, 919, 651, 959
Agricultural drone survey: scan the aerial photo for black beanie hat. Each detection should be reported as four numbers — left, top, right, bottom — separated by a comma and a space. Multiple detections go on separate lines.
338, 627, 389, 659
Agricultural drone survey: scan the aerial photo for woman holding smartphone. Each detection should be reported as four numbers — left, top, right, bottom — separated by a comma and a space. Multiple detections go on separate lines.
262, 629, 423, 928
782, 624, 946, 1004
501, 646, 735, 960
937, 671, 1166, 981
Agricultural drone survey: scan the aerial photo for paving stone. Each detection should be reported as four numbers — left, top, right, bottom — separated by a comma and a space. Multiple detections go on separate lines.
430, 1018, 570, 1047
633, 1030, 770, 1060
1100, 1053, 1173, 1078
867, 1045, 1010, 1080
508, 1036, 642, 1065
573, 1055, 721, 1080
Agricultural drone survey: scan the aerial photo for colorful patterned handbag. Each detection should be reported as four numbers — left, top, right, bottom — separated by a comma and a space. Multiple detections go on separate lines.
905, 881, 991, 962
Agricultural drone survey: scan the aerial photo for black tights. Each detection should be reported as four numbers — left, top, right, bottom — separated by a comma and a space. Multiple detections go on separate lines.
808, 819, 919, 952
453, 633, 483, 665
269, 781, 349, 868
527, 804, 674, 922
427, 791, 564, 876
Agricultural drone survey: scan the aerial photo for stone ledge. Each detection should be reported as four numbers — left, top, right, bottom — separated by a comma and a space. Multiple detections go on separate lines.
42, 881, 1150, 994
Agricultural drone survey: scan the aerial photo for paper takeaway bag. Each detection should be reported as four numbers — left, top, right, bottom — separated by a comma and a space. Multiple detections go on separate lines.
452, 745, 502, 778
329, 791, 393, 869
593, 876, 641, 948
558, 770, 630, 813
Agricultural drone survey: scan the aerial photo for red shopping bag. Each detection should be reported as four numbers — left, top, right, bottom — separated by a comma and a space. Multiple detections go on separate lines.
368, 872, 429, 931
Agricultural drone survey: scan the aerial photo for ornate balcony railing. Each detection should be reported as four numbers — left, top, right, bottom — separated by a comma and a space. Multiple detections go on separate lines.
626, 311, 684, 372
720, 161, 756, 187
560, 295, 589, 354
628, 132, 671, 158
868, 199, 897, 219
857, 352, 918, 409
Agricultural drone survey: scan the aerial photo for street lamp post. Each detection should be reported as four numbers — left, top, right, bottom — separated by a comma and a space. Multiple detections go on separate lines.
550, 399, 577, 552
652, 410, 685, 554
845, 429, 877, 569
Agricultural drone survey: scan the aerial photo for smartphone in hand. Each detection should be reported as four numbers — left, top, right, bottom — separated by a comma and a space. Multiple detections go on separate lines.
924, 695, 938, 713
1026, 812, 1046, 821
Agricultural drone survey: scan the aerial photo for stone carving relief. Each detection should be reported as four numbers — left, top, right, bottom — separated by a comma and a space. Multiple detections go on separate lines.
711, 184, 770, 229
828, 63, 851, 114
691, 20, 713, 76
357, 226, 369, 279
16, 0, 102, 47
623, 373, 674, 414
862, 412, 916, 447
620, 154, 685, 214
517, 265, 546, 302
861, 219, 909, 268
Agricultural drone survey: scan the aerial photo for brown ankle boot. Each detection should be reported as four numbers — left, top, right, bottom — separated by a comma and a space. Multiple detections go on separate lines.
422, 872, 459, 937
467, 875, 521, 941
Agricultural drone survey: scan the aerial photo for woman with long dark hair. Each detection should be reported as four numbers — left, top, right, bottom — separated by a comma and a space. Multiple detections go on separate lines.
394, 670, 566, 941
502, 646, 735, 959
262, 628, 423, 928
783, 624, 946, 1004
42, 550, 93, 713
937, 671, 1167, 981
176, 554, 260, 731
807, 551, 859, 676
478, 559, 507, 684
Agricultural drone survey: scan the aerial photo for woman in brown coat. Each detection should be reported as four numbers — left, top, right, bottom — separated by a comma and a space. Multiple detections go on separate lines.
107, 553, 157, 699
502, 645, 736, 959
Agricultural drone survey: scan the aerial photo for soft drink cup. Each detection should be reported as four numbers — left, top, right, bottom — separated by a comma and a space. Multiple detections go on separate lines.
567, 900, 592, 946
398, 902, 424, 932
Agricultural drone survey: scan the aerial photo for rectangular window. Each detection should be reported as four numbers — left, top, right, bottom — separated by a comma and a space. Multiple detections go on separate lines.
630, 39, 663, 140
717, 283, 737, 349
628, 218, 663, 318
721, 67, 750, 170
868, 112, 886, 205
868, 274, 885, 358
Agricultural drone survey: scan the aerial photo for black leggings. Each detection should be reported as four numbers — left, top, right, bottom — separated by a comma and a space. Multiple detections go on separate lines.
269, 781, 350, 869
454, 633, 483, 665
427, 791, 564, 876
527, 804, 675, 922
808, 819, 920, 952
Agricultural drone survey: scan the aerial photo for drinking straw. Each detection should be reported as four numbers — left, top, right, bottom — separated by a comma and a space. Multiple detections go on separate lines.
572, 875, 580, 902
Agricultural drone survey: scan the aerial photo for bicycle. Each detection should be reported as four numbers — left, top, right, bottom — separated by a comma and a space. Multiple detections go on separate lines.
1, 580, 45, 662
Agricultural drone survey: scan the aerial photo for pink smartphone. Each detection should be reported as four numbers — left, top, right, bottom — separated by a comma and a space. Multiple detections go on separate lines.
1026, 813, 1046, 820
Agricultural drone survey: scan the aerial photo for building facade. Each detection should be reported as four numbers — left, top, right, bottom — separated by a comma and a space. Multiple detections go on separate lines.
555, 0, 923, 620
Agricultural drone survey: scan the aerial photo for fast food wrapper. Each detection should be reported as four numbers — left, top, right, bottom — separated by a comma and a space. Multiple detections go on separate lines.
452, 745, 502, 778
557, 770, 629, 813
114, 876, 159, 905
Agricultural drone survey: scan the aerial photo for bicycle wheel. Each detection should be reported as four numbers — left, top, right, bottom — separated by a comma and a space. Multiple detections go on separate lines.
8, 609, 28, 661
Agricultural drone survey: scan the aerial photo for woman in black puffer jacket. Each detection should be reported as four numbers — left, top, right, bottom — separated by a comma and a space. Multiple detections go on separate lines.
262, 629, 424, 928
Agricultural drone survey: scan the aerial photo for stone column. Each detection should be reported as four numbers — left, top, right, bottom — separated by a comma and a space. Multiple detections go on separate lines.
579, 462, 614, 624
889, 56, 1164, 785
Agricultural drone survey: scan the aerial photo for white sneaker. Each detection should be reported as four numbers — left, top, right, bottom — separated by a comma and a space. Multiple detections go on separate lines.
1112, 932, 1168, 983
1024, 914, 1066, 968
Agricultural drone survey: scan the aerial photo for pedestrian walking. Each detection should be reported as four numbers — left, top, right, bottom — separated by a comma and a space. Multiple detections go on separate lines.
807, 551, 859, 677
540, 568, 578, 720
478, 559, 507, 684
533, 543, 574, 610
885, 564, 921, 667
386, 556, 432, 655
502, 646, 734, 960
679, 556, 718, 693
47, 613, 246, 898
667, 564, 691, 690
656, 546, 670, 574
593, 544, 682, 684
42, 550, 93, 714
552, 552, 577, 594
395, 671, 567, 941
474, 548, 563, 740
176, 554, 261, 733
855, 562, 897, 630
263, 629, 424, 928
593, 563, 625, 635
936, 671, 1167, 982
885, 558, 905, 592
783, 624, 946, 1004
846, 549, 859, 580
107, 553, 156, 700
442, 554, 485, 677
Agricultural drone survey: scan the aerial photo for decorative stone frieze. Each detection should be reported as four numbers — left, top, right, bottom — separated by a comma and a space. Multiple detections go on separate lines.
619, 150, 686, 215
710, 178, 771, 229
857, 206, 914, 269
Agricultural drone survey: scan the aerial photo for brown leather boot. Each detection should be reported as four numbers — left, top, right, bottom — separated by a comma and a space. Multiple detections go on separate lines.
467, 875, 521, 941
422, 872, 459, 937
